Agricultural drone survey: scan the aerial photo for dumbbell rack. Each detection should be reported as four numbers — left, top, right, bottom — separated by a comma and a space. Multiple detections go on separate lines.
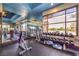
39, 32, 74, 50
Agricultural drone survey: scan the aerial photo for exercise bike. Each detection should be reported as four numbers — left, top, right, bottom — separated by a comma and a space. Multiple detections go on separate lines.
18, 32, 32, 55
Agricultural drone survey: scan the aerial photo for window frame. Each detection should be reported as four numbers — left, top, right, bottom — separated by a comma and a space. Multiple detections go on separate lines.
43, 5, 78, 36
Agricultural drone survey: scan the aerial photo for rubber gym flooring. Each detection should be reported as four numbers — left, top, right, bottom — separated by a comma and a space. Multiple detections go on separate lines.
0, 40, 74, 56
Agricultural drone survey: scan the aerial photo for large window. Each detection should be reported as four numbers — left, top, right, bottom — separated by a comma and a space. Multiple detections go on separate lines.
48, 23, 65, 33
2, 24, 10, 31
48, 10, 65, 33
48, 15, 65, 24
46, 7, 77, 35
66, 22, 76, 35
66, 7, 77, 35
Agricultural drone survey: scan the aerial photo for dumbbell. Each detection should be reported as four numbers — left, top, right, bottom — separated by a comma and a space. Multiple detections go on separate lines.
69, 40, 74, 44
58, 32, 60, 36
46, 37, 49, 40
65, 33, 69, 37
48, 32, 50, 35
64, 39, 69, 44
55, 31, 59, 36
51, 32, 53, 35
54, 38, 59, 43
51, 38, 56, 43
50, 37, 53, 41
45, 37, 48, 40
67, 40, 74, 48
49, 32, 51, 35
52, 32, 55, 35
58, 33, 61, 36
59, 39, 64, 44
68, 33, 74, 37
50, 37, 53, 40
57, 38, 63, 44
60, 33, 64, 36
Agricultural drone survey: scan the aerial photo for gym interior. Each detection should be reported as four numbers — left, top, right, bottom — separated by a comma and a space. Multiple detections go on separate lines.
0, 3, 79, 56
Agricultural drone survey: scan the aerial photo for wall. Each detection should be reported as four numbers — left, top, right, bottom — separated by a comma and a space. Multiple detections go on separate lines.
0, 3, 2, 12
0, 3, 2, 46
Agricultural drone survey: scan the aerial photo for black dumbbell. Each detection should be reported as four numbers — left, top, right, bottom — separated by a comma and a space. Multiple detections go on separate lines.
65, 33, 69, 37
60, 33, 64, 36
68, 33, 74, 37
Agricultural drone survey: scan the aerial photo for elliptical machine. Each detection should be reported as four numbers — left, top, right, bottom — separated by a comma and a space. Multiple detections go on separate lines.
18, 32, 32, 55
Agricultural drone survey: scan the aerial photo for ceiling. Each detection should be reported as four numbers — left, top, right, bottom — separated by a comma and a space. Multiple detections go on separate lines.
3, 3, 62, 23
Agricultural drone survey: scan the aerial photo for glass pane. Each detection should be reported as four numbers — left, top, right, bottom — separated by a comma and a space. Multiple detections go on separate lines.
66, 12, 76, 22
66, 22, 76, 35
53, 11, 65, 16
48, 23, 65, 33
2, 24, 10, 31
66, 7, 76, 14
48, 15, 65, 24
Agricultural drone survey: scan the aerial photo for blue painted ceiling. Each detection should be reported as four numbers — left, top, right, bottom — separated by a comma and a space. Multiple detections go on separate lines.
27, 3, 42, 9
3, 3, 62, 23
